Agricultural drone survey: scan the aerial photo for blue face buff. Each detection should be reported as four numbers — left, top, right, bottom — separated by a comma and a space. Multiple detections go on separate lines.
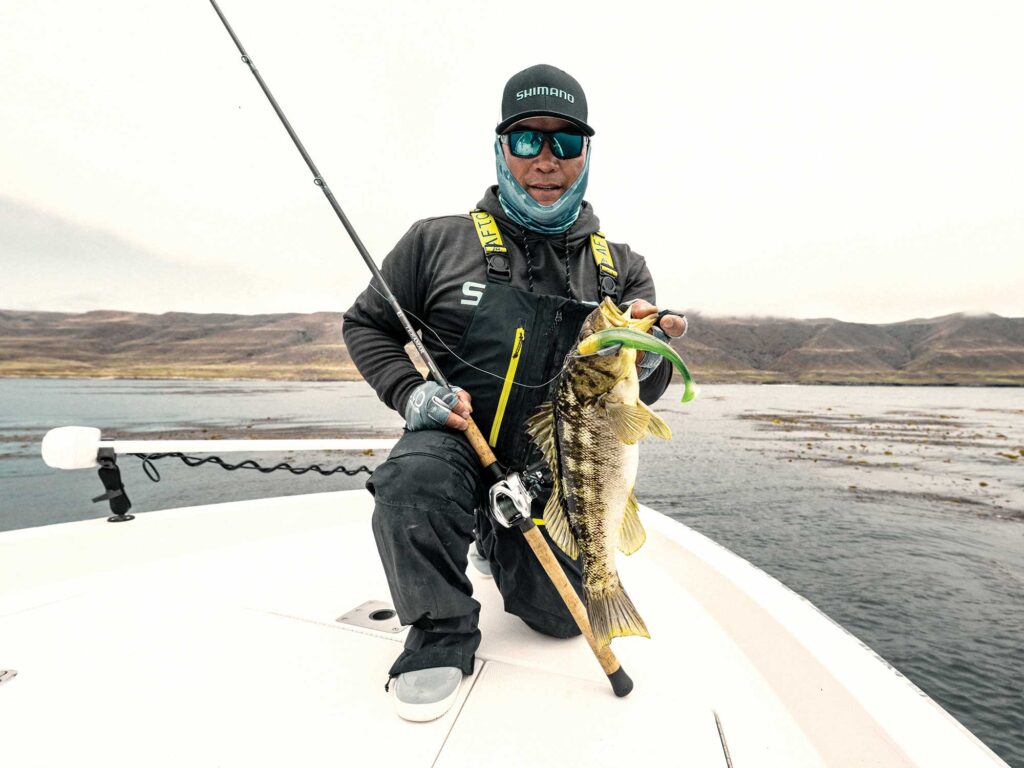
494, 136, 591, 236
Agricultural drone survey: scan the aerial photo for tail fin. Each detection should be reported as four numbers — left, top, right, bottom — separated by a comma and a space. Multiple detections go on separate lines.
585, 581, 650, 648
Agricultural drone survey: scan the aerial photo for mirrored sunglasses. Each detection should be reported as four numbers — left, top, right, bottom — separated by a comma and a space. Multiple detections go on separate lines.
502, 130, 587, 160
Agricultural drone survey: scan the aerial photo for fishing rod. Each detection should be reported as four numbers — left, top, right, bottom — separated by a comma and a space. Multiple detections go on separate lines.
207, 0, 511, 512
207, 0, 633, 697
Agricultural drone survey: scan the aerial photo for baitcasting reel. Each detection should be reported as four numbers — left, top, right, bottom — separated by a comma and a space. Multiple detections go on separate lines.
487, 470, 542, 529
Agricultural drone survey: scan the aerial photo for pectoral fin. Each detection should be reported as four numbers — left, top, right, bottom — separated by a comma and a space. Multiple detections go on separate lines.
641, 402, 672, 440
618, 491, 646, 555
525, 402, 579, 559
605, 400, 651, 445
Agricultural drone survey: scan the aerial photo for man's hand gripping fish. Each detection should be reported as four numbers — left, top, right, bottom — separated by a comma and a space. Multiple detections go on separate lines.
526, 298, 686, 648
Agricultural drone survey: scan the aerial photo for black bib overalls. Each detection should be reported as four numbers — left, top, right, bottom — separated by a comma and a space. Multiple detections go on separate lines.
367, 241, 599, 679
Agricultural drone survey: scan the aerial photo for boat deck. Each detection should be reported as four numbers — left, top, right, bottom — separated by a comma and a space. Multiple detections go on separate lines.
0, 491, 1007, 766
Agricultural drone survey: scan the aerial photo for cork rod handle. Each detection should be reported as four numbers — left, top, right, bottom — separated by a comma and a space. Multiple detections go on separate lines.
464, 418, 498, 468
521, 524, 633, 696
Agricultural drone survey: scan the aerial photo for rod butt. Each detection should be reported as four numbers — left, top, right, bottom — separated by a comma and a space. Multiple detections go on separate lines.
607, 666, 634, 697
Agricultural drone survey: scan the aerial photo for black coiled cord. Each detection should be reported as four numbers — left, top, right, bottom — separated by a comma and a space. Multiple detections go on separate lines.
562, 231, 574, 299
131, 452, 373, 482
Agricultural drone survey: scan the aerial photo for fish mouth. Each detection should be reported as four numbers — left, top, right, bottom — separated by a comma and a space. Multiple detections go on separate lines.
577, 299, 660, 357
629, 314, 658, 333
575, 341, 623, 358
597, 298, 659, 333
598, 299, 628, 327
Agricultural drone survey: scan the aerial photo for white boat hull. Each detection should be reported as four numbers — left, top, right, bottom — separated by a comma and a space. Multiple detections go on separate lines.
0, 491, 1007, 767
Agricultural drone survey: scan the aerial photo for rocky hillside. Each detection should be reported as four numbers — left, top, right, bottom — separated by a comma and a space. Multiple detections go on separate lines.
1, 309, 1021, 384
678, 312, 1024, 384
0, 310, 354, 380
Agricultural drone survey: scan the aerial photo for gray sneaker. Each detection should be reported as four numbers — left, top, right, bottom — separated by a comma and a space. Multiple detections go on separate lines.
468, 545, 493, 578
393, 666, 464, 722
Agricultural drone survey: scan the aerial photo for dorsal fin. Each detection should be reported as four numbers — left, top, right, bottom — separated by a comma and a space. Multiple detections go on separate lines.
525, 402, 558, 468
525, 403, 579, 558
542, 482, 578, 559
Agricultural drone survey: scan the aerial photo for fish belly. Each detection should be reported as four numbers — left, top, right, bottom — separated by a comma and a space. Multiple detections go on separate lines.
560, 415, 649, 645
553, 370, 650, 646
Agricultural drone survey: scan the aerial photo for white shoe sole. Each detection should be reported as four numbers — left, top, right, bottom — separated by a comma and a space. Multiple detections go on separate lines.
394, 681, 462, 723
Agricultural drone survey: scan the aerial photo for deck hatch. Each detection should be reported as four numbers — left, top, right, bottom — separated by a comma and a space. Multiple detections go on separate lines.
337, 600, 407, 634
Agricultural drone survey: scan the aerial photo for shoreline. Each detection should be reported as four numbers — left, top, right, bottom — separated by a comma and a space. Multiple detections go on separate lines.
1, 373, 1021, 387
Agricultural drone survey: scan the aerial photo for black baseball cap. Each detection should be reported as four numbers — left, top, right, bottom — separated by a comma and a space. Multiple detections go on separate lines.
495, 64, 595, 137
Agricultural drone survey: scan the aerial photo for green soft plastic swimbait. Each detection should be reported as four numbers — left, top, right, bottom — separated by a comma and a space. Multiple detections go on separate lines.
578, 327, 698, 403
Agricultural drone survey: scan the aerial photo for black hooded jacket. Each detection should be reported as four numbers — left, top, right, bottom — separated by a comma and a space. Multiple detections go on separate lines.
342, 187, 672, 414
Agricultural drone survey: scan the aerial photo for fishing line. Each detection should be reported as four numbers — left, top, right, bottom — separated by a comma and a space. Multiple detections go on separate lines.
363, 278, 575, 390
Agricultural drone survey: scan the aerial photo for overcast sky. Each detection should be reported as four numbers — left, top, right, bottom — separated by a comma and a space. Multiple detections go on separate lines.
1, 0, 1021, 322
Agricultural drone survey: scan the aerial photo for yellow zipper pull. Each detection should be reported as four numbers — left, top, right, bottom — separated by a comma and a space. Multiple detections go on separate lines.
489, 326, 526, 447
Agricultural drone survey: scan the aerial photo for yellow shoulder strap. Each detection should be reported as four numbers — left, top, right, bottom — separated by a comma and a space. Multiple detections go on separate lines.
590, 231, 617, 277
470, 209, 507, 254
590, 231, 619, 300
472, 213, 618, 295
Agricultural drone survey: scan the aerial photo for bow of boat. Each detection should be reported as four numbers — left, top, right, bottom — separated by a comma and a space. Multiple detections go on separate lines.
0, 490, 1007, 767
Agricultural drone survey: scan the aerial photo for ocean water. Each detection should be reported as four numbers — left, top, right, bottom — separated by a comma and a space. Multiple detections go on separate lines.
1, 379, 1021, 765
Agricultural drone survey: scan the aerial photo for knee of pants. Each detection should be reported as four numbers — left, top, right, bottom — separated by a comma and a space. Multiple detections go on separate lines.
519, 610, 582, 639
368, 434, 479, 533
493, 555, 584, 639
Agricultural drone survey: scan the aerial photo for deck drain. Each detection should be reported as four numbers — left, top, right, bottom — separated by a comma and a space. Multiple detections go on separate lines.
0, 670, 17, 686
337, 600, 406, 634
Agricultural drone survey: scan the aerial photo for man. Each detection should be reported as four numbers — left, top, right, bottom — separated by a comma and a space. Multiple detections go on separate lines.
342, 64, 685, 722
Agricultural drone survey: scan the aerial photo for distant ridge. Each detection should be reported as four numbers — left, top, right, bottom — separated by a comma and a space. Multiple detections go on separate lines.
0, 310, 352, 381
1, 309, 1021, 385
676, 311, 1023, 385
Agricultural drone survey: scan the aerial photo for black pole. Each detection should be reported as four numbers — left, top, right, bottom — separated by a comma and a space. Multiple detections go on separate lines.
207, 0, 449, 388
